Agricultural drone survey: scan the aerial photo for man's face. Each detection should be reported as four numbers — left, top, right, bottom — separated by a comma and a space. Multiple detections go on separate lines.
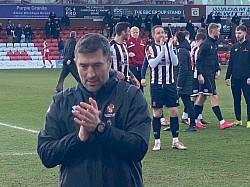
152, 27, 165, 43
122, 27, 130, 40
130, 29, 139, 39
235, 30, 246, 42
75, 48, 111, 94
211, 28, 220, 39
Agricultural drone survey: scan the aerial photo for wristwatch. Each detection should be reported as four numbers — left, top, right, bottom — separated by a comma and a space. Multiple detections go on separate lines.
94, 121, 106, 135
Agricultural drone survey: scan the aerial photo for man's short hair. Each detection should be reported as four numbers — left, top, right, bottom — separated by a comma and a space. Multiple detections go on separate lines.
197, 28, 207, 34
115, 22, 130, 36
151, 25, 163, 34
75, 33, 110, 61
175, 31, 185, 43
184, 30, 190, 37
195, 33, 207, 42
70, 31, 76, 38
208, 23, 220, 34
236, 25, 247, 32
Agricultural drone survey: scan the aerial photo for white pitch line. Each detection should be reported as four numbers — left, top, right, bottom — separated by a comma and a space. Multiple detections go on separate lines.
0, 122, 39, 134
0, 152, 37, 156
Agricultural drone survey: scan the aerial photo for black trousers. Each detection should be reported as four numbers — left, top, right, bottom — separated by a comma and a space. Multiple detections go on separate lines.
179, 94, 195, 127
55, 63, 80, 92
231, 78, 250, 121
129, 65, 143, 92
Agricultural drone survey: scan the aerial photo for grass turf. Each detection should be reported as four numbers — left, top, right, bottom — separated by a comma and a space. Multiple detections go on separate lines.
0, 67, 249, 187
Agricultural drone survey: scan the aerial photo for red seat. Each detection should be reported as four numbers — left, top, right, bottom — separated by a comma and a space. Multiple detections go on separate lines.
7, 51, 13, 56
21, 51, 28, 56
220, 53, 227, 65
14, 51, 21, 56
24, 56, 32, 60
10, 56, 18, 61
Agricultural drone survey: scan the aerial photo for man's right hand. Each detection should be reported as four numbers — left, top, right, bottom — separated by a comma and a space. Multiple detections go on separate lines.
198, 74, 205, 85
66, 60, 71, 65
225, 79, 231, 86
141, 79, 147, 87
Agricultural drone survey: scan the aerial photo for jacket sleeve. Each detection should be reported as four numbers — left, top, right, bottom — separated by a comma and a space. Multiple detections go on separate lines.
37, 96, 90, 168
167, 43, 178, 66
225, 47, 234, 80
196, 43, 208, 75
177, 49, 188, 87
99, 88, 151, 162
141, 57, 148, 79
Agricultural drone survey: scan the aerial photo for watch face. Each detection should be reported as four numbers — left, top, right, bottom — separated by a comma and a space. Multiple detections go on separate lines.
98, 123, 105, 133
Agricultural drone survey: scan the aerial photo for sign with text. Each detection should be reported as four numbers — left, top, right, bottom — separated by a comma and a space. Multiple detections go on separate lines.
64, 6, 111, 19
111, 6, 184, 18
63, 5, 184, 19
191, 8, 199, 17
0, 5, 63, 19
206, 6, 250, 19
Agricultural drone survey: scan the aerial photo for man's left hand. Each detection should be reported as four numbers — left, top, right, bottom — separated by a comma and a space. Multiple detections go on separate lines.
72, 97, 101, 133
215, 70, 220, 79
131, 77, 140, 89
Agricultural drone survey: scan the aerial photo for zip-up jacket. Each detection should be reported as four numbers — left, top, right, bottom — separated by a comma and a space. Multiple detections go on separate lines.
225, 39, 250, 80
176, 39, 193, 95
196, 36, 221, 77
37, 72, 151, 187
63, 37, 76, 65
126, 37, 146, 67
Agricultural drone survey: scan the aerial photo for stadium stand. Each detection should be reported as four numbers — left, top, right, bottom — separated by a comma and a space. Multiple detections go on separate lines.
0, 26, 102, 65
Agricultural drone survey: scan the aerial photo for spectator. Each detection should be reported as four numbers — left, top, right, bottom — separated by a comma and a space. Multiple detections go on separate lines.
14, 23, 23, 43
61, 15, 70, 26
186, 19, 195, 40
144, 14, 152, 33
231, 13, 240, 26
102, 23, 110, 39
206, 12, 214, 25
6, 25, 13, 43
132, 13, 142, 29
23, 24, 33, 43
152, 12, 162, 26
214, 12, 221, 24
58, 37, 64, 59
165, 23, 173, 40
119, 14, 129, 23
103, 10, 114, 38
200, 15, 206, 28
45, 18, 53, 39
5, 19, 11, 29
53, 20, 61, 39
49, 11, 57, 23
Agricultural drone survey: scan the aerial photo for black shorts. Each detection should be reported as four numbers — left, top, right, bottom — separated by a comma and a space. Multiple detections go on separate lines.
199, 76, 217, 95
191, 77, 199, 97
150, 83, 179, 108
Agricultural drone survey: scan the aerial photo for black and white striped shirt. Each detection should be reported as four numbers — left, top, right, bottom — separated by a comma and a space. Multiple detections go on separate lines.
190, 46, 199, 79
110, 40, 130, 81
145, 43, 178, 84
